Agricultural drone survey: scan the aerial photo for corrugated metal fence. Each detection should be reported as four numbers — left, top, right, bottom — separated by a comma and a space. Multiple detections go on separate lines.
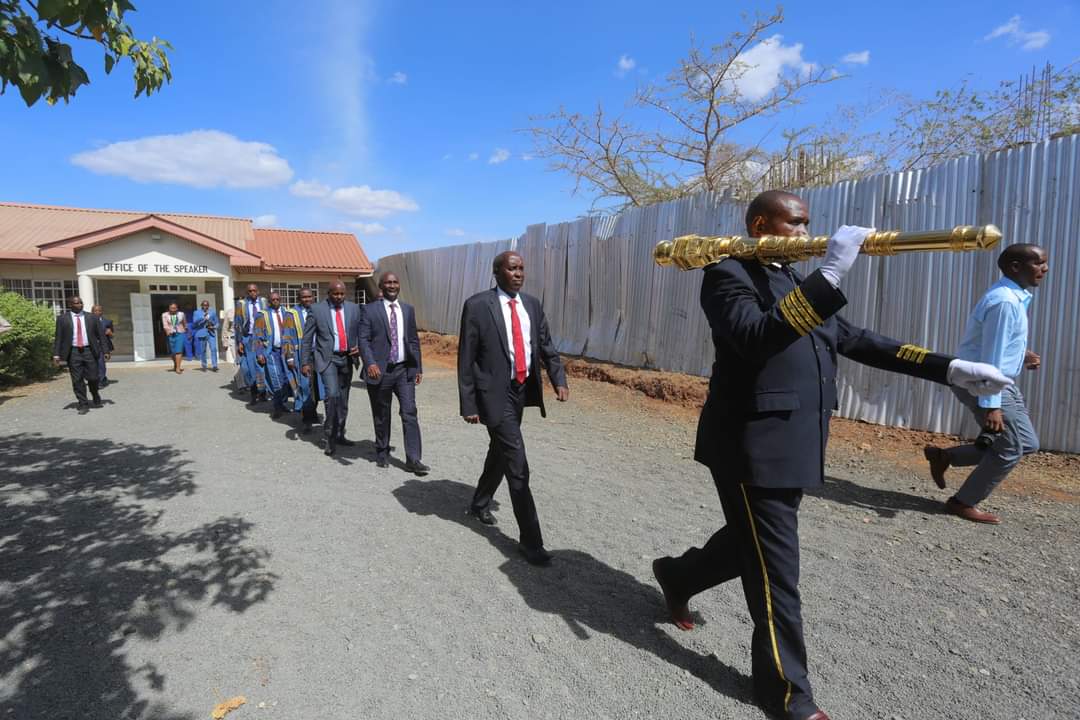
378, 136, 1080, 453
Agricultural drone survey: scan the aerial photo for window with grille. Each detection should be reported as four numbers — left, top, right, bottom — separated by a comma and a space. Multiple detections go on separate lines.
0, 278, 33, 300
32, 280, 79, 315
355, 287, 367, 305
148, 283, 197, 292
269, 282, 319, 306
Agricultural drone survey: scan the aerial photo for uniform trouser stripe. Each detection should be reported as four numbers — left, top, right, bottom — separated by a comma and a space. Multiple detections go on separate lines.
741, 485, 793, 712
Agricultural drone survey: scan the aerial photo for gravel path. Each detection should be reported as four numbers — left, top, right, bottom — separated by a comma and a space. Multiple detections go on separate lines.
1, 362, 1077, 720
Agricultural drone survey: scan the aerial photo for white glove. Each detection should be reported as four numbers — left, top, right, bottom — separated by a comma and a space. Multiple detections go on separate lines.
820, 225, 873, 287
947, 359, 1013, 396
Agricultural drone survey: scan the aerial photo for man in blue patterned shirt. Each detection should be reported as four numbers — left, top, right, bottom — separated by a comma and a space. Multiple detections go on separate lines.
924, 243, 1049, 524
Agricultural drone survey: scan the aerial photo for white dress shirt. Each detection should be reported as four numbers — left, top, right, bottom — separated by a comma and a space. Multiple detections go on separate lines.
497, 288, 532, 379
269, 307, 283, 348
382, 299, 406, 364
70, 311, 87, 347
329, 302, 347, 351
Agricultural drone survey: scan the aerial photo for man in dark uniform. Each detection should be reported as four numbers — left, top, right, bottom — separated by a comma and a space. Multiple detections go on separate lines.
650, 191, 1011, 720
52, 296, 108, 414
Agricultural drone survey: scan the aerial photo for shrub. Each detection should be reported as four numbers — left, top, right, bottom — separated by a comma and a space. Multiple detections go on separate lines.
0, 291, 58, 385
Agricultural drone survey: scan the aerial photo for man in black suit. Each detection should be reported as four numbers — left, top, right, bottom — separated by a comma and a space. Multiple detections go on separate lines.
359, 272, 429, 475
649, 191, 1012, 720
91, 304, 114, 386
300, 280, 363, 456
52, 295, 108, 413
458, 251, 569, 566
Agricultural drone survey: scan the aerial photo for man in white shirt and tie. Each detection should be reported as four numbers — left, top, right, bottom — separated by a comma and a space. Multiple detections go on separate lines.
359, 272, 428, 474
52, 295, 108, 414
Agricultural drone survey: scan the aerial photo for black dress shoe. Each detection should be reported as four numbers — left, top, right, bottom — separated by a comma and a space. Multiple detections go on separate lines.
324, 445, 336, 457
301, 422, 312, 434
404, 460, 430, 476
336, 437, 355, 447
271, 408, 282, 419
519, 544, 552, 566
91, 396, 103, 408
469, 507, 496, 525
77, 404, 90, 415
376, 458, 389, 468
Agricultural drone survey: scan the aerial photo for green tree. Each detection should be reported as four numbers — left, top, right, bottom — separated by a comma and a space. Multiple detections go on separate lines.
0, 291, 58, 385
0, 0, 171, 106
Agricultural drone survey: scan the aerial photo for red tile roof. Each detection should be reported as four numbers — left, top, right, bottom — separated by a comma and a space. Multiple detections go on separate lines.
250, 228, 373, 274
0, 202, 373, 275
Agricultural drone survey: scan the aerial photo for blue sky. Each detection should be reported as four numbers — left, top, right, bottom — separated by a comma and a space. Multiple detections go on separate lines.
1, 1, 1077, 260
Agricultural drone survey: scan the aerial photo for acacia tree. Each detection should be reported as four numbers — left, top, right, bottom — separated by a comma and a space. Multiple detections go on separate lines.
528, 8, 841, 211
0, 0, 171, 106
877, 63, 1080, 171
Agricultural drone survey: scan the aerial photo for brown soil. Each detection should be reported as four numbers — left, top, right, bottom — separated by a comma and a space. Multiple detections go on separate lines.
421, 331, 1080, 502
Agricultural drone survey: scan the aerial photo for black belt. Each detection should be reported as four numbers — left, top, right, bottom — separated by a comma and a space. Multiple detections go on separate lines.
73, 346, 87, 352
333, 350, 350, 356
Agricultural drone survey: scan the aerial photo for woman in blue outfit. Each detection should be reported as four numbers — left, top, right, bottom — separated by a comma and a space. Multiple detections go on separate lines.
161, 302, 188, 374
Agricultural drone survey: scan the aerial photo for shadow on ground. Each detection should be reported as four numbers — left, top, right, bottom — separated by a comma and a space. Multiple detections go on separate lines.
810, 476, 945, 518
392, 478, 757, 707
0, 434, 277, 720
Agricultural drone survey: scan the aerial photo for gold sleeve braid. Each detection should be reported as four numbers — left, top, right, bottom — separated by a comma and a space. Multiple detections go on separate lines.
896, 343, 931, 364
778, 287, 824, 337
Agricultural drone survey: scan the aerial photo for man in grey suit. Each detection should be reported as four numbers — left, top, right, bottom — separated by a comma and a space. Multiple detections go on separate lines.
359, 271, 428, 474
300, 281, 363, 456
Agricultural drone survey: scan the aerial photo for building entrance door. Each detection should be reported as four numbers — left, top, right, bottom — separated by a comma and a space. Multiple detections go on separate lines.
151, 293, 197, 357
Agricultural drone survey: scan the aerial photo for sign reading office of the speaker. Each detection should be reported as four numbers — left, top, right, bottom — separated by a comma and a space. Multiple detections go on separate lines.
102, 262, 210, 274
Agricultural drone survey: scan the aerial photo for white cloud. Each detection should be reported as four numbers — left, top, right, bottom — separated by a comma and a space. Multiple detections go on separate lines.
349, 221, 388, 235
252, 214, 278, 227
388, 71, 408, 85
325, 185, 420, 218
445, 228, 466, 237
488, 148, 511, 164
615, 54, 636, 78
728, 35, 817, 102
70, 130, 293, 188
521, 153, 535, 161
468, 152, 479, 161
289, 179, 331, 198
842, 50, 870, 65
984, 16, 1050, 50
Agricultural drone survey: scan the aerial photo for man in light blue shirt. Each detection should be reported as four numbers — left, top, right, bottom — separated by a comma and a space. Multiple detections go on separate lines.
924, 243, 1048, 524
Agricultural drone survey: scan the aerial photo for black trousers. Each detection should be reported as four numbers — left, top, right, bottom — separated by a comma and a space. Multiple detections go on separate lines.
302, 372, 320, 424
319, 355, 354, 444
365, 364, 421, 462
664, 474, 814, 718
470, 381, 543, 549
66, 347, 100, 406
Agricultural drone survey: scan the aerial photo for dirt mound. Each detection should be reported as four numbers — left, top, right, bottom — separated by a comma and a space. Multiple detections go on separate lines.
421, 331, 1079, 500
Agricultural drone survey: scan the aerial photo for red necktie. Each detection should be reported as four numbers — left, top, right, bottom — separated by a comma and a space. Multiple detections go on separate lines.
75, 315, 85, 347
335, 306, 347, 351
509, 299, 526, 384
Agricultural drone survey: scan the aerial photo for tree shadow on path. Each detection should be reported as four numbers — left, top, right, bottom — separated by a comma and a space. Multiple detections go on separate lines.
392, 478, 757, 708
0, 433, 277, 720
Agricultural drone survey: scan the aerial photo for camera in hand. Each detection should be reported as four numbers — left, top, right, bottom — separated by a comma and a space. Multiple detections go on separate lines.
974, 430, 999, 450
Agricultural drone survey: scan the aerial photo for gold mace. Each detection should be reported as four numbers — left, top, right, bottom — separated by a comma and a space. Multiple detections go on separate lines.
653, 224, 1003, 270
